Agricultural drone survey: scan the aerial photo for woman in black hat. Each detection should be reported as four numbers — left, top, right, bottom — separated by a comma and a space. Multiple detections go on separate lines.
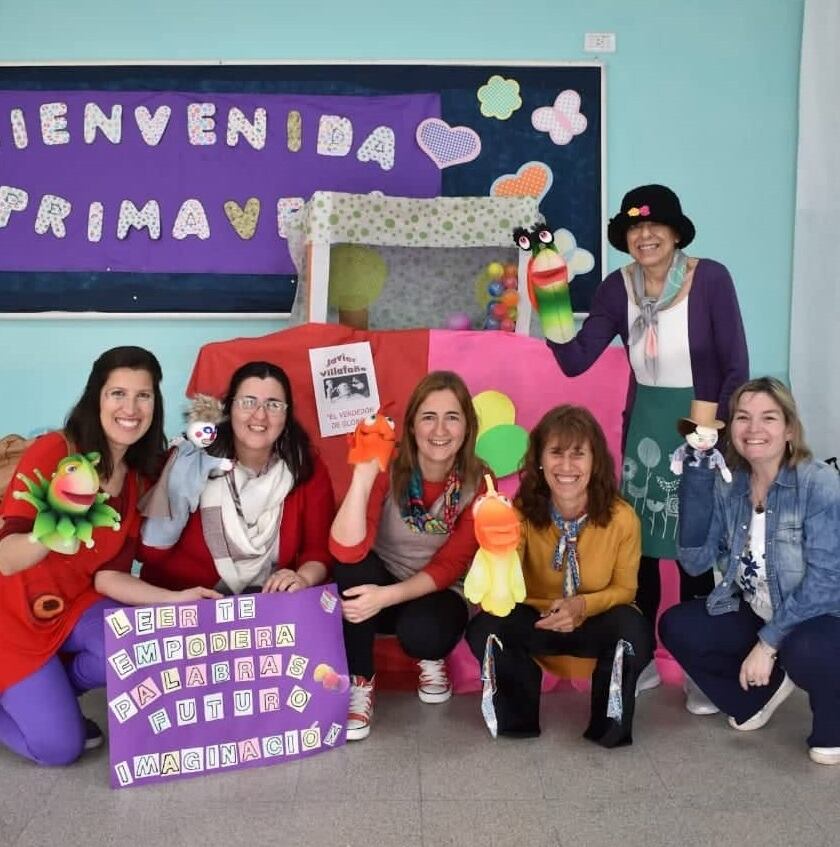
547, 184, 749, 711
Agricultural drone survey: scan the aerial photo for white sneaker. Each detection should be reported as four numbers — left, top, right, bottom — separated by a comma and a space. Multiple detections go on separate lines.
635, 661, 661, 697
684, 676, 720, 715
417, 659, 452, 703
809, 747, 840, 765
346, 675, 375, 741
83, 719, 104, 751
728, 674, 795, 731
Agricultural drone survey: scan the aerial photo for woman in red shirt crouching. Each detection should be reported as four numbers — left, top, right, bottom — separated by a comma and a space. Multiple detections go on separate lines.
330, 371, 490, 741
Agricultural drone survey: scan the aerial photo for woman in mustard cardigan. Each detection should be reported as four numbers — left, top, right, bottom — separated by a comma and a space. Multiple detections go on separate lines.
466, 405, 653, 747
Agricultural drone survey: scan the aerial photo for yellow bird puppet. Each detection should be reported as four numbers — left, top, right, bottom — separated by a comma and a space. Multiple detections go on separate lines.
464, 475, 526, 617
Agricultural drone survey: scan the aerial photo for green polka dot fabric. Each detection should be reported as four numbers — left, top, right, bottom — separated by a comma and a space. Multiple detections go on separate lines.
293, 191, 540, 249
287, 191, 541, 328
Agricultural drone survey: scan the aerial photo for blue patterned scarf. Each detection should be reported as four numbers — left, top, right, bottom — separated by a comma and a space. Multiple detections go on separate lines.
550, 507, 587, 597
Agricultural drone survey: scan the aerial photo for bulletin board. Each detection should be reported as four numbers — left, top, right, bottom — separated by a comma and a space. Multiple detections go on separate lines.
0, 62, 604, 316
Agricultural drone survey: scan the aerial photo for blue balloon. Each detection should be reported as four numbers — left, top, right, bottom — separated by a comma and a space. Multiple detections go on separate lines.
487, 281, 505, 297
484, 317, 501, 330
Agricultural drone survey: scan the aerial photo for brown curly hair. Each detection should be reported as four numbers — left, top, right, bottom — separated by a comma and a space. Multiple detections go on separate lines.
515, 405, 618, 528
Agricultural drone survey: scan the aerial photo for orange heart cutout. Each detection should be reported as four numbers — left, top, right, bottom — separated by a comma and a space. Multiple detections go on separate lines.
224, 197, 261, 240
491, 163, 553, 201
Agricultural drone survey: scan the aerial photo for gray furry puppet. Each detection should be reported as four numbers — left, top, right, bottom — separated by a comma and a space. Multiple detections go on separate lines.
140, 394, 233, 548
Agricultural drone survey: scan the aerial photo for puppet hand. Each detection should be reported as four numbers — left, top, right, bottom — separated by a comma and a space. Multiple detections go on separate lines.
738, 641, 777, 691
351, 458, 382, 487
341, 584, 388, 623
218, 458, 234, 472
262, 569, 308, 593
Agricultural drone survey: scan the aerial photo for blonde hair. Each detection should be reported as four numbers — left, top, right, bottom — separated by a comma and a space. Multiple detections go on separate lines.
186, 394, 225, 424
726, 377, 812, 470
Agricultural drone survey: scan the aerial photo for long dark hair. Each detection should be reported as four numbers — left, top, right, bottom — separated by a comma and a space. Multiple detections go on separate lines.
516, 405, 618, 528
209, 361, 314, 485
391, 370, 485, 504
64, 346, 167, 479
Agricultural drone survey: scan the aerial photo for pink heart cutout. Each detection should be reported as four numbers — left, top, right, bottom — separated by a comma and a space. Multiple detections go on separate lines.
416, 118, 481, 169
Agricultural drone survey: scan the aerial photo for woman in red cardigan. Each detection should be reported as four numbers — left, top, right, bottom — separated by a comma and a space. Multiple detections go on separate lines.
0, 346, 217, 767
140, 361, 335, 595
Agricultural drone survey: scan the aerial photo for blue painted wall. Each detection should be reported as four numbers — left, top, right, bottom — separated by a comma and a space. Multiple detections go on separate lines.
0, 0, 803, 436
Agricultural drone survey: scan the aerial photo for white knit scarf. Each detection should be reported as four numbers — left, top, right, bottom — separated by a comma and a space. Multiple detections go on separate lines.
200, 459, 293, 594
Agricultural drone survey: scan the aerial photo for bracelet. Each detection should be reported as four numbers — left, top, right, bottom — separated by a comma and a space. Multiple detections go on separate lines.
758, 640, 778, 660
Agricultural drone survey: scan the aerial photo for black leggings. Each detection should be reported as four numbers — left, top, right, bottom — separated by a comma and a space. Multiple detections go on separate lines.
635, 556, 714, 628
333, 553, 468, 679
466, 604, 653, 747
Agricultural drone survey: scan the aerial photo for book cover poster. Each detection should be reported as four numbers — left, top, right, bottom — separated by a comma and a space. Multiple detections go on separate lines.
308, 342, 380, 437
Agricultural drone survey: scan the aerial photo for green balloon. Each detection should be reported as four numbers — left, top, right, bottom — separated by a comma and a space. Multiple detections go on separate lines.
476, 424, 529, 478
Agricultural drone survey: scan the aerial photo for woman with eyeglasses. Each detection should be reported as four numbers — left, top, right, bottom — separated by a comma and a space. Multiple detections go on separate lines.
546, 185, 749, 710
0, 347, 219, 766
140, 361, 335, 595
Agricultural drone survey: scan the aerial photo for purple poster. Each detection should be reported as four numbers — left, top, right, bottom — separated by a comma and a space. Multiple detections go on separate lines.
103, 586, 349, 789
0, 90, 441, 274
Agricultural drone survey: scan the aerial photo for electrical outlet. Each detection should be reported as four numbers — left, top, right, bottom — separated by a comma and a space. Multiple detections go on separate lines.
584, 32, 616, 53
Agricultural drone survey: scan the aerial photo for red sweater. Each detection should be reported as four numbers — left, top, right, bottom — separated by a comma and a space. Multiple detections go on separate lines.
139, 455, 335, 591
329, 472, 486, 590
0, 433, 137, 692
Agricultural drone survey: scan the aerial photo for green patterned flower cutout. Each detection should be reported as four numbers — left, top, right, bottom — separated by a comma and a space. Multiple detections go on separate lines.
477, 75, 523, 120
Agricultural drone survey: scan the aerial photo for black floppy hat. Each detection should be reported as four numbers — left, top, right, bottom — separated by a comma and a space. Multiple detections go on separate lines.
607, 184, 695, 253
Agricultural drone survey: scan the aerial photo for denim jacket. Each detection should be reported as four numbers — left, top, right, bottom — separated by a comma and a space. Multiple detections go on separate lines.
677, 458, 840, 649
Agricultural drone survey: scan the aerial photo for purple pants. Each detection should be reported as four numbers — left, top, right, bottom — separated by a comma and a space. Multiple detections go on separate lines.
0, 599, 109, 766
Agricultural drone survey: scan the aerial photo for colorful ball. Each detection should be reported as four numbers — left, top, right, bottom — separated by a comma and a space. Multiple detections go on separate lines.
503, 263, 517, 277
491, 302, 507, 319
502, 275, 518, 290
487, 261, 504, 279
487, 280, 504, 298
500, 291, 519, 308
313, 663, 332, 682
484, 316, 501, 330
500, 317, 516, 332
446, 312, 472, 331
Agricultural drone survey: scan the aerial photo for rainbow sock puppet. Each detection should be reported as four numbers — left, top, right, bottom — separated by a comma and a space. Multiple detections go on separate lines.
514, 224, 574, 343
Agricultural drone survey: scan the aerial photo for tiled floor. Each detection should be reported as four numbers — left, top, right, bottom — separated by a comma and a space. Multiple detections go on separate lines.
1, 683, 836, 847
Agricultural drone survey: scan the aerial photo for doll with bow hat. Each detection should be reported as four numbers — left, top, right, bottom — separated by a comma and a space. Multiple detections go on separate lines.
670, 399, 732, 483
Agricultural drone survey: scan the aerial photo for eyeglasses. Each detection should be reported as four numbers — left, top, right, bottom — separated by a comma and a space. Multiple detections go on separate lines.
232, 396, 288, 416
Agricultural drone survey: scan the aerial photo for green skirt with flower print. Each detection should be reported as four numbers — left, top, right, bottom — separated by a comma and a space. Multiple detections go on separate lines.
621, 384, 694, 559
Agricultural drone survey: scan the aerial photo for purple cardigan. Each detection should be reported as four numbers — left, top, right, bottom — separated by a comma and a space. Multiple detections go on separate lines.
548, 259, 749, 445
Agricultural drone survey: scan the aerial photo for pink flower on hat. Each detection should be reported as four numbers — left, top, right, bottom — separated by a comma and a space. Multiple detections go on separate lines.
627, 205, 650, 218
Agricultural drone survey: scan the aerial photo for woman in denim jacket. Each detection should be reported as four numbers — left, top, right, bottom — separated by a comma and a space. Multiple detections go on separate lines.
659, 377, 840, 765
